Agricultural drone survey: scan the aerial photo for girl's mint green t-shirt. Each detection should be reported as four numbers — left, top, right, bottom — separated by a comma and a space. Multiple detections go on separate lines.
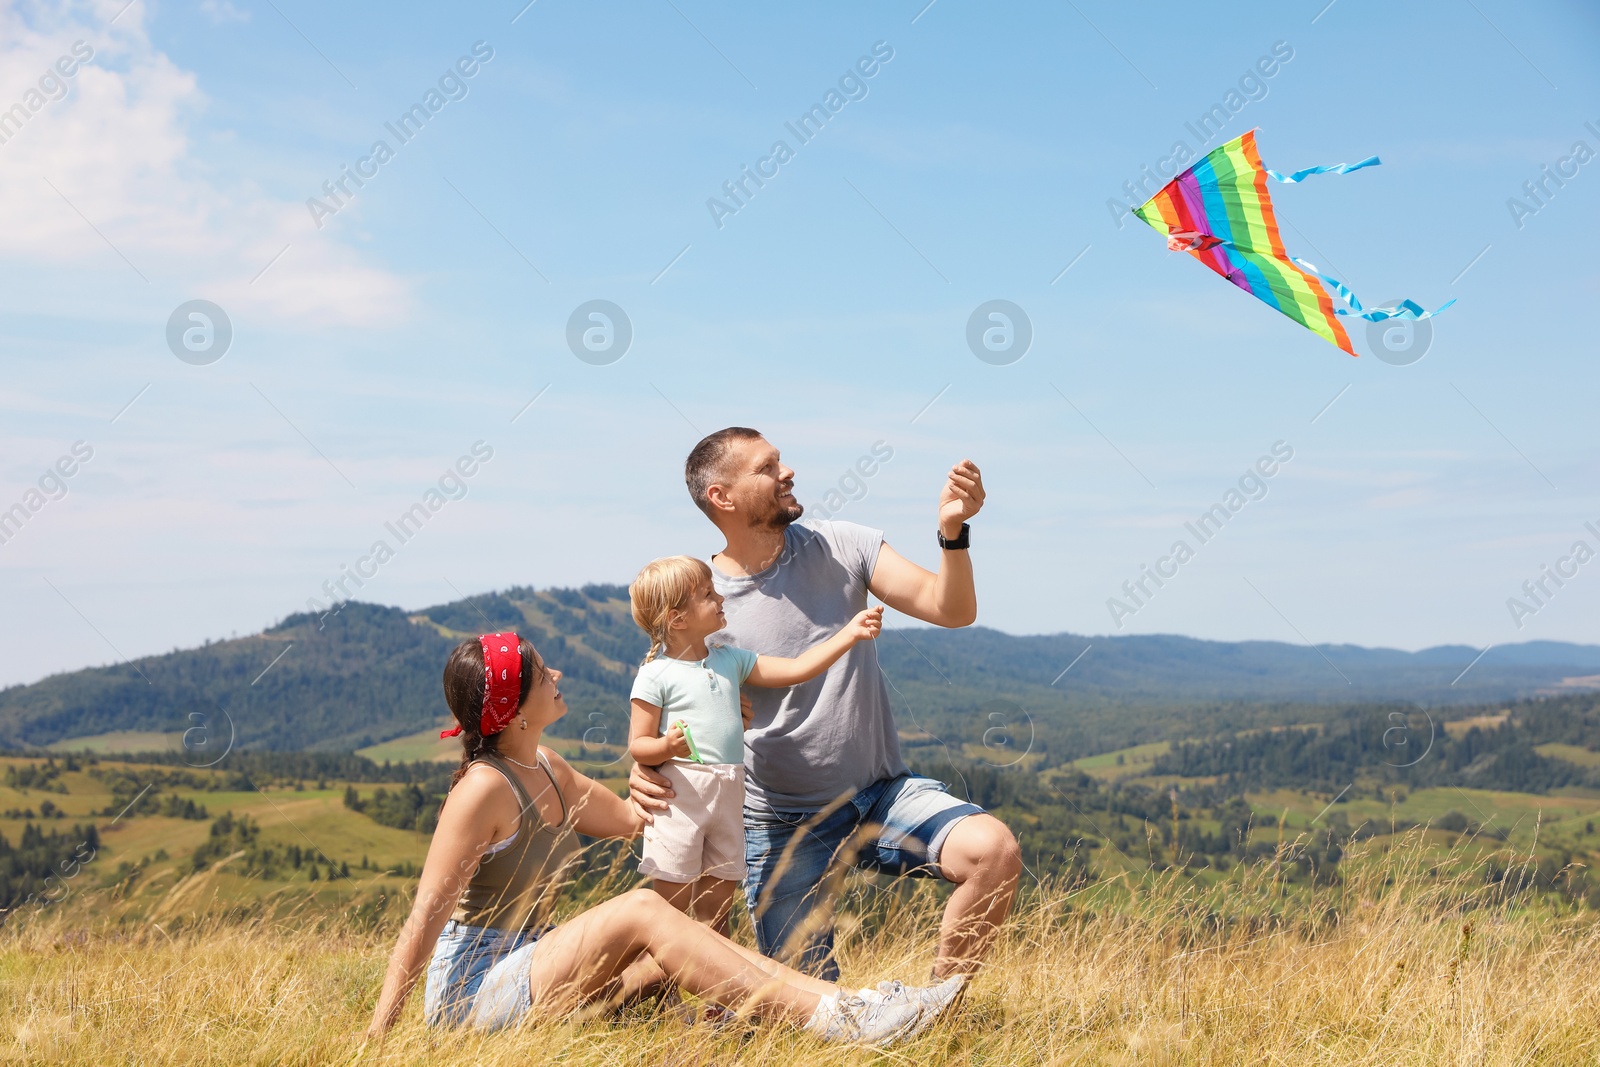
629, 645, 758, 766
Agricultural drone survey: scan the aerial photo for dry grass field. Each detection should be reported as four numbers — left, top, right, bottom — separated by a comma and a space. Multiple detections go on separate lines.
7, 830, 1600, 1067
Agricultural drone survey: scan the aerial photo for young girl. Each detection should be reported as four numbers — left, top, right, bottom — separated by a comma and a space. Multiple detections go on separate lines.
628, 555, 882, 932
363, 631, 961, 1046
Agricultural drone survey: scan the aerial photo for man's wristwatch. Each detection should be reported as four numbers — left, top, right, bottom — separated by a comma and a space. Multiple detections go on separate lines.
937, 523, 971, 550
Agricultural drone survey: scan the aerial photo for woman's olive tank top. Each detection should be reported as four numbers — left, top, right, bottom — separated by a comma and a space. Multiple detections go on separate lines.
450, 750, 581, 932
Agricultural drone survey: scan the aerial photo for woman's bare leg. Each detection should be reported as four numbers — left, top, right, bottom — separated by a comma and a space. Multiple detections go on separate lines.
594, 924, 834, 1013
605, 956, 668, 1008
649, 877, 833, 997
714, 934, 839, 998
526, 888, 830, 1023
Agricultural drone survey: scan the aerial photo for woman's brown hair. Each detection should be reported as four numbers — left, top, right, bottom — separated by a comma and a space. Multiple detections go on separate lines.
442, 635, 543, 789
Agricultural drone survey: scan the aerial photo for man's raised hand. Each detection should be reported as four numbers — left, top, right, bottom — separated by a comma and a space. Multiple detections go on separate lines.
939, 459, 985, 536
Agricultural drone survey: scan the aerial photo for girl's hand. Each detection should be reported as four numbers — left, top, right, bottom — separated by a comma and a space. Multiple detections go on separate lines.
664, 724, 692, 760
846, 606, 884, 642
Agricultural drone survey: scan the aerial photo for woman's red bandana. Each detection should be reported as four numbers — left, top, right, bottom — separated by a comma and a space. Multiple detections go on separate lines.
441, 632, 522, 738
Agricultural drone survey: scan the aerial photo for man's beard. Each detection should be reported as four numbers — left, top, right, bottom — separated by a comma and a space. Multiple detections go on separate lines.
748, 494, 803, 530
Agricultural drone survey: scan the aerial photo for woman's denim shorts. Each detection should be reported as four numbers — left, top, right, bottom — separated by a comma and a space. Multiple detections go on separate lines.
423, 919, 547, 1030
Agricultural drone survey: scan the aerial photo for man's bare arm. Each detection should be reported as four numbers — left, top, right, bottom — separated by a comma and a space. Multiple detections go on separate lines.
868, 459, 983, 627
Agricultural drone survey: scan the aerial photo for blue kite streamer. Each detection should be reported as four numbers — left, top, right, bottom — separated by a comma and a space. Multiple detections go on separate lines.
1267, 155, 1382, 183
1293, 259, 1456, 322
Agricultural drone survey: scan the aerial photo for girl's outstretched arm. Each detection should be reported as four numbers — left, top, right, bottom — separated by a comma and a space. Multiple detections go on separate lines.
745, 607, 882, 688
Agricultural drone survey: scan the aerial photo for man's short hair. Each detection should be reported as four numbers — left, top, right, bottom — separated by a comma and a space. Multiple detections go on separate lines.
685, 427, 763, 517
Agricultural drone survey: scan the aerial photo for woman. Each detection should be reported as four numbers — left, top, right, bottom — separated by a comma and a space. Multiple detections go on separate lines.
363, 631, 963, 1047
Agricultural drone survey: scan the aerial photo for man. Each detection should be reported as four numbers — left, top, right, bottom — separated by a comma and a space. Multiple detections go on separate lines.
629, 427, 1022, 981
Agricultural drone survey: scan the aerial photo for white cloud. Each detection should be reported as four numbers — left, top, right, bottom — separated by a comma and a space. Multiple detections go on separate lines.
0, 0, 406, 327
197, 0, 248, 24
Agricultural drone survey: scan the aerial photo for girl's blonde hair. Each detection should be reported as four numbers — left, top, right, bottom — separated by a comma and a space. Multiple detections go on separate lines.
629, 555, 714, 663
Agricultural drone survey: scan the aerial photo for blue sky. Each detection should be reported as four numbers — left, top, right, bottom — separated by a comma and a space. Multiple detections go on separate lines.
2, 0, 1597, 688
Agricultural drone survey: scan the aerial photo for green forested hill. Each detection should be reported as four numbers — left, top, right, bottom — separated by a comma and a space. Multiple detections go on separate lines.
0, 603, 453, 752
0, 585, 648, 753
859, 627, 1600, 762
2, 582, 1599, 758
1148, 692, 1600, 794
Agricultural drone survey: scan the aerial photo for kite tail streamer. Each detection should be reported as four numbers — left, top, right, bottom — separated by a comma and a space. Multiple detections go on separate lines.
1293, 258, 1456, 322
1267, 155, 1381, 183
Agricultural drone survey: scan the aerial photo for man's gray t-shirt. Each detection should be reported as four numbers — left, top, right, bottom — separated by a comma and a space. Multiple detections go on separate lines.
710, 519, 906, 813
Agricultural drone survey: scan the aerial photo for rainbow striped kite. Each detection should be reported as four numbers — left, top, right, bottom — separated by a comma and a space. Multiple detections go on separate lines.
1133, 130, 1450, 357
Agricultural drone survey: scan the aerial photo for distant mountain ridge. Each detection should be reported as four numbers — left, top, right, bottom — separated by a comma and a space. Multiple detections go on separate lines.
3, 583, 1598, 758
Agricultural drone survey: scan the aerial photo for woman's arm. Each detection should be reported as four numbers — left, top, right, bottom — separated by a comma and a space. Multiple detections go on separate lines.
364, 772, 507, 1040
542, 747, 646, 840
745, 607, 882, 688
629, 698, 690, 766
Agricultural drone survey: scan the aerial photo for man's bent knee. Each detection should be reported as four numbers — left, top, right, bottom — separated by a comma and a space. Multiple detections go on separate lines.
940, 814, 1021, 885
994, 829, 1023, 885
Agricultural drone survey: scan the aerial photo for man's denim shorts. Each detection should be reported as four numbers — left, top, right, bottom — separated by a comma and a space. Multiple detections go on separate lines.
423, 920, 546, 1030
743, 773, 984, 978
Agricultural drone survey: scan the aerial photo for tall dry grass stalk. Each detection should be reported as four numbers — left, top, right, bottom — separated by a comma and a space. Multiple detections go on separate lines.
6, 831, 1600, 1066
